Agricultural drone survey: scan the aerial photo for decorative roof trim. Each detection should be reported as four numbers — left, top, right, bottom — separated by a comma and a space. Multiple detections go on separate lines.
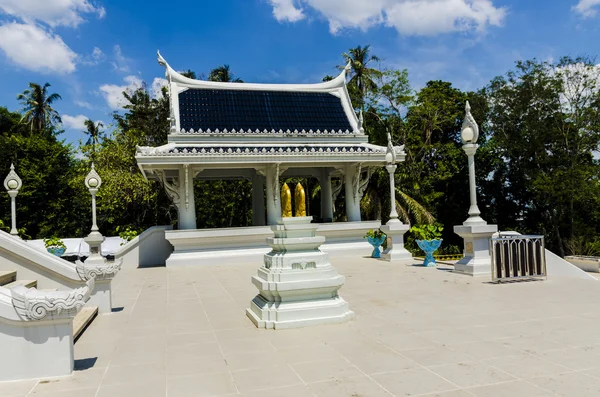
173, 128, 356, 136
158, 51, 349, 92
137, 144, 398, 157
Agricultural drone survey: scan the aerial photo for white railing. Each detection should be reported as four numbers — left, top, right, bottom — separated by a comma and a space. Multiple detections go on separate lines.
490, 234, 547, 282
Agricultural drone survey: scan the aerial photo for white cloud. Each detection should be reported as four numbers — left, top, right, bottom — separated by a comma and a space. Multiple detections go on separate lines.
81, 46, 105, 65
268, 0, 305, 22
99, 75, 143, 110
0, 0, 105, 27
573, 0, 600, 17
62, 114, 88, 130
0, 22, 77, 73
111, 44, 130, 72
75, 100, 93, 109
151, 77, 168, 98
268, 0, 506, 35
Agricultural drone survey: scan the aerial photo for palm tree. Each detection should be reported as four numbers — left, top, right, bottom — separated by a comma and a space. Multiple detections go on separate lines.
17, 82, 62, 135
340, 45, 381, 111
208, 65, 243, 83
84, 119, 104, 161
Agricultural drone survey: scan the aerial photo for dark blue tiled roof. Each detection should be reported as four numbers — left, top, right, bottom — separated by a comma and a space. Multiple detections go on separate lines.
178, 89, 353, 133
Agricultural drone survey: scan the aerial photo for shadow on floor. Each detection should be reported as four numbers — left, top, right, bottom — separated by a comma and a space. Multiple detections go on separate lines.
74, 357, 97, 371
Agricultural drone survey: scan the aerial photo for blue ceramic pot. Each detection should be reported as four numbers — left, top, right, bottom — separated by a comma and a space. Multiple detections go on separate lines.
47, 246, 66, 257
416, 239, 443, 267
366, 235, 386, 258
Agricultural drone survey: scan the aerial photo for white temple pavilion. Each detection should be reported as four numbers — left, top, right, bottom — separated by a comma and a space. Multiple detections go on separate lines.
135, 51, 406, 230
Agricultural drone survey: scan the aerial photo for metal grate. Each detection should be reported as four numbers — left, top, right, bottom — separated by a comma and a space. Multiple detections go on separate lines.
490, 234, 547, 282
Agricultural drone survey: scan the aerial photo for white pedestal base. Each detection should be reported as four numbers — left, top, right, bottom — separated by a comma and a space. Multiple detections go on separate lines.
247, 217, 353, 329
380, 222, 413, 262
453, 224, 498, 277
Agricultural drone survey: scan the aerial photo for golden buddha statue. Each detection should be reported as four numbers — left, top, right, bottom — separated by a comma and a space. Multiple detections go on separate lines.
294, 183, 307, 217
281, 183, 292, 217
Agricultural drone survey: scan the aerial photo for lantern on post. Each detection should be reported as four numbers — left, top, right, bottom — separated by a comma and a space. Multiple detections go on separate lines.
3, 164, 22, 237
84, 164, 106, 264
453, 101, 498, 276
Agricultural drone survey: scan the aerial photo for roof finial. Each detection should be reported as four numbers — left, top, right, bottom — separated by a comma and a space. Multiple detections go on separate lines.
344, 61, 352, 73
157, 50, 167, 68
10, 163, 14, 171
358, 110, 364, 134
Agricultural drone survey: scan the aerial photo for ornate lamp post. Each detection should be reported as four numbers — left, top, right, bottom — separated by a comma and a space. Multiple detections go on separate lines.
3, 164, 22, 237
380, 131, 413, 262
453, 102, 498, 276
84, 164, 106, 265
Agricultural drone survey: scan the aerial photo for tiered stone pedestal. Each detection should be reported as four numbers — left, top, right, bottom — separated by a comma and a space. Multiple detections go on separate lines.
246, 216, 353, 329
380, 221, 413, 262
453, 224, 498, 276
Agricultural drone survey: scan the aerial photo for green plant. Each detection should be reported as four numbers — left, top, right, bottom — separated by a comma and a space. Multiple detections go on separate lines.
364, 229, 386, 240
117, 226, 139, 245
43, 236, 66, 249
437, 244, 461, 255
410, 223, 443, 241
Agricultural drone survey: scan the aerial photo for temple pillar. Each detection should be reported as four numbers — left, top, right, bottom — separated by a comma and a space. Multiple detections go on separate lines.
178, 165, 197, 230
265, 165, 281, 225
252, 172, 266, 226
319, 168, 333, 222
344, 165, 361, 222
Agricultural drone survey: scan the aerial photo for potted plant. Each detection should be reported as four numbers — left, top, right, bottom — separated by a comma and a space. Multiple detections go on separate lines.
116, 226, 139, 246
411, 223, 443, 267
44, 237, 67, 257
364, 229, 387, 258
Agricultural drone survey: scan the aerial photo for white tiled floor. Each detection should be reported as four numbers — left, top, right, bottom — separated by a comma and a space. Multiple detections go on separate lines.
6, 256, 600, 396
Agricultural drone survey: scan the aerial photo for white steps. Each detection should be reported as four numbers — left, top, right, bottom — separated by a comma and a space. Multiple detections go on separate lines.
73, 306, 98, 341
3, 280, 37, 289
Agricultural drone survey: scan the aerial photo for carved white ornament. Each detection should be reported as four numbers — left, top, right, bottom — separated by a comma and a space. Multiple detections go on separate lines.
85, 163, 102, 189
461, 101, 479, 144
331, 179, 344, 201
3, 164, 22, 191
11, 278, 94, 321
155, 170, 180, 206
76, 259, 122, 281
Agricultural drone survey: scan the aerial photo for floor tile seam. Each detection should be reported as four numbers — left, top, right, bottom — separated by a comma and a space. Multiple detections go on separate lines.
483, 361, 579, 383
410, 387, 475, 397
577, 369, 600, 381
520, 378, 563, 396
352, 327, 465, 391
337, 353, 395, 396
191, 278, 240, 396
208, 268, 240, 305
523, 352, 596, 373
92, 277, 147, 397
24, 379, 40, 396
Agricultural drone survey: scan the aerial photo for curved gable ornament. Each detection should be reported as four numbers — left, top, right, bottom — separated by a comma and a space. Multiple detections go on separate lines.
11, 278, 94, 321
461, 101, 479, 144
4, 164, 22, 191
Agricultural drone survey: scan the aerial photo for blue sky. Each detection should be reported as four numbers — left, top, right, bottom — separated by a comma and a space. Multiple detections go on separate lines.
0, 0, 598, 144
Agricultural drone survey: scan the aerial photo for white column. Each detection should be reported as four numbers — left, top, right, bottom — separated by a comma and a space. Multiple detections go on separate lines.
319, 169, 333, 222
380, 164, 413, 262
177, 165, 197, 230
463, 144, 485, 225
265, 165, 281, 226
344, 165, 361, 222
252, 172, 266, 226
8, 191, 18, 235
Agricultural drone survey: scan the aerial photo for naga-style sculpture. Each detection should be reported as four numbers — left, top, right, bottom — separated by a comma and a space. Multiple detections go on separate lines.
281, 183, 292, 217
295, 183, 307, 217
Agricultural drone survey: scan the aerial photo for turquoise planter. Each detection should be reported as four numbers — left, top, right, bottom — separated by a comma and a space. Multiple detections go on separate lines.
366, 235, 386, 258
47, 246, 66, 257
416, 239, 442, 267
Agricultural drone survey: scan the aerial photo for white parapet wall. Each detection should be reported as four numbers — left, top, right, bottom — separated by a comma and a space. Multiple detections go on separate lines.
114, 226, 173, 268
164, 221, 381, 267
0, 279, 94, 381
0, 231, 121, 313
